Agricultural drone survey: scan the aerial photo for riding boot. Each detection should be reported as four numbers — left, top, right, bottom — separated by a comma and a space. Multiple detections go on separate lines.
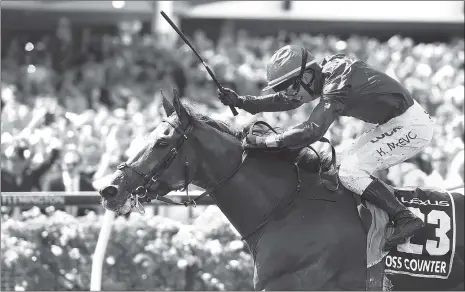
361, 180, 424, 252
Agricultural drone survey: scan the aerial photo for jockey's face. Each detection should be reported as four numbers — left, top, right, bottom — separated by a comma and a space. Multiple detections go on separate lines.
297, 70, 319, 103
274, 69, 318, 102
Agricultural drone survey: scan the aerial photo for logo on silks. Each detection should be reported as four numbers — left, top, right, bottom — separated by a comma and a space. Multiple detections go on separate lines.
385, 189, 456, 279
370, 126, 403, 143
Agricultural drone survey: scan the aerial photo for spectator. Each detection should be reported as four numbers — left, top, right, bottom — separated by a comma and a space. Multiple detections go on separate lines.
44, 148, 94, 192
1, 30, 463, 197
1, 111, 62, 192
44, 148, 97, 216
445, 150, 465, 189
403, 168, 429, 188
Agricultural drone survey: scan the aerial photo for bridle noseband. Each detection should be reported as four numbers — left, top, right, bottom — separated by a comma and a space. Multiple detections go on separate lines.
113, 117, 338, 242
116, 118, 195, 213
115, 117, 247, 214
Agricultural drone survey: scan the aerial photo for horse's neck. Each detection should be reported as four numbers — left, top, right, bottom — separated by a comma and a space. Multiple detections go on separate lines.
192, 128, 302, 237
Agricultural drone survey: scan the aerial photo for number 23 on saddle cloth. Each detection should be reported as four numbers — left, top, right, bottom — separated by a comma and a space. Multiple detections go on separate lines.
365, 187, 457, 279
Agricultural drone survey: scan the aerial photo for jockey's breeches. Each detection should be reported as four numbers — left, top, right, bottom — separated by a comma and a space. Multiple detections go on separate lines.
339, 101, 434, 195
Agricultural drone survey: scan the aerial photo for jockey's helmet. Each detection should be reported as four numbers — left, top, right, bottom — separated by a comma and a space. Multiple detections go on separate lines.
262, 45, 322, 97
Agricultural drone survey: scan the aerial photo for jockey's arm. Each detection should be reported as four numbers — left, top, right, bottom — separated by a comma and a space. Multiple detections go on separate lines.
239, 92, 304, 114
263, 99, 343, 148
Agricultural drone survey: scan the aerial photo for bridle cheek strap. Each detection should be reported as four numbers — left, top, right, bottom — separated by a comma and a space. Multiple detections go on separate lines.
117, 116, 242, 210
117, 119, 194, 211
183, 157, 190, 204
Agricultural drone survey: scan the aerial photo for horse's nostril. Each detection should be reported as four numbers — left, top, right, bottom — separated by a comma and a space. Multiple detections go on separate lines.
100, 185, 118, 199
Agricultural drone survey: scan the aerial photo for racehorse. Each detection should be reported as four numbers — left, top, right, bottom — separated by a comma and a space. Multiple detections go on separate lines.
99, 91, 464, 290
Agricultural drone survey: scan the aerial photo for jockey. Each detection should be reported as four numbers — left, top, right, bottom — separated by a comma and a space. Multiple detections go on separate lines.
217, 45, 434, 251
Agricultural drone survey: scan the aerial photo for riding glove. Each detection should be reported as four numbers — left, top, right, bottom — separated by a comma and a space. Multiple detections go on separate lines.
217, 88, 244, 107
242, 133, 281, 149
218, 88, 304, 114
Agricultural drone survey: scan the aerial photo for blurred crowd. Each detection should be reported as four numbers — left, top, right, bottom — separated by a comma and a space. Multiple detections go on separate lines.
1, 21, 464, 200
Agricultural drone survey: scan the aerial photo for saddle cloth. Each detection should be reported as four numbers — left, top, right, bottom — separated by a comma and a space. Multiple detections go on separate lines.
360, 187, 456, 279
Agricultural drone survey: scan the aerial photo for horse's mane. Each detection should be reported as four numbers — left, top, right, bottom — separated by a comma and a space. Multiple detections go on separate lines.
181, 100, 333, 173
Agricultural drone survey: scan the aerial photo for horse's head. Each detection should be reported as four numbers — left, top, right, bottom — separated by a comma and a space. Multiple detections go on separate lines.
99, 89, 201, 215
99, 87, 335, 219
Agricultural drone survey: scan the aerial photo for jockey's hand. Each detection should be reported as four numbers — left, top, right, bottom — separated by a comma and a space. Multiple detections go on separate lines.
242, 133, 267, 149
217, 88, 243, 107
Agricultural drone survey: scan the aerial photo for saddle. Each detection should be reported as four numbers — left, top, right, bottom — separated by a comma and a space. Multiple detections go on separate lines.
246, 121, 340, 190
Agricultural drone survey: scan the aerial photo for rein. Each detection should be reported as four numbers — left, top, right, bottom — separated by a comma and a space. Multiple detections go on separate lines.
115, 118, 339, 240
239, 121, 339, 240
116, 118, 249, 213
250, 121, 339, 192
154, 151, 248, 207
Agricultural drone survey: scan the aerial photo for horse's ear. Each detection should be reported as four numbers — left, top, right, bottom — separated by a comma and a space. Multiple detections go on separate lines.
161, 90, 175, 116
172, 88, 189, 124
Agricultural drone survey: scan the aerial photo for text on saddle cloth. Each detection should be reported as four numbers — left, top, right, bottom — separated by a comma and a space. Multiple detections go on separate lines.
384, 188, 456, 279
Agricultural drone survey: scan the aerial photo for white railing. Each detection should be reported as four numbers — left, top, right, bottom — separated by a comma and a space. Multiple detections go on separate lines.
1, 191, 209, 291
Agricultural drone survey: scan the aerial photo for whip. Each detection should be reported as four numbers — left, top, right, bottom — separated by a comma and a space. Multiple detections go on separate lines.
160, 11, 239, 116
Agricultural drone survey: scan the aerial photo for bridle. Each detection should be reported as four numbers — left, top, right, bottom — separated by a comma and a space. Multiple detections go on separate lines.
114, 118, 339, 240
115, 117, 248, 214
